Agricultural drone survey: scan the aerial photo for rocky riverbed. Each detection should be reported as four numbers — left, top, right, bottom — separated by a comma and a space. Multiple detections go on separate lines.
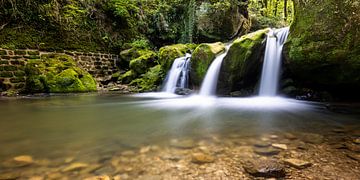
1, 127, 359, 180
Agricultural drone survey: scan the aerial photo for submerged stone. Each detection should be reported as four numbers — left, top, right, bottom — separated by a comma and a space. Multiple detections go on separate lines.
272, 144, 288, 150
170, 139, 196, 149
62, 162, 89, 172
191, 153, 215, 164
253, 147, 280, 156
284, 158, 312, 169
243, 159, 286, 178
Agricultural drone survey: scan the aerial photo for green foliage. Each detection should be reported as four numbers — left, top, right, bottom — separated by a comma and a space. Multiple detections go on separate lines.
248, 0, 294, 30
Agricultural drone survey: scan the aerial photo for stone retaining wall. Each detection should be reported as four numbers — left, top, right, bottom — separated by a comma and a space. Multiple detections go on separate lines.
0, 48, 119, 92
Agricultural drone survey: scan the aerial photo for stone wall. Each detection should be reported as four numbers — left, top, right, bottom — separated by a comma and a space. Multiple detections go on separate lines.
0, 48, 119, 92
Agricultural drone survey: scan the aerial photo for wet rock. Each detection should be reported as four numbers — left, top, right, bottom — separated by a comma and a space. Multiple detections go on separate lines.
136, 175, 162, 180
284, 133, 297, 140
170, 139, 196, 149
243, 159, 286, 178
28, 176, 44, 180
346, 153, 360, 162
46, 173, 62, 179
64, 157, 74, 163
81, 164, 103, 174
353, 138, 360, 144
253, 140, 271, 148
332, 127, 347, 133
345, 143, 360, 152
161, 154, 182, 162
2, 155, 34, 168
284, 158, 312, 169
301, 133, 324, 144
174, 88, 193, 96
14, 155, 33, 164
0, 172, 20, 180
139, 146, 151, 154
191, 153, 215, 164
121, 150, 136, 156
62, 162, 89, 172
272, 144, 288, 150
253, 147, 280, 156
84, 175, 111, 180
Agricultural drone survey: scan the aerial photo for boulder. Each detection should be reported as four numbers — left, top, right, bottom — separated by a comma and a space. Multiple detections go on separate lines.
25, 55, 97, 93
129, 50, 157, 74
195, 0, 250, 42
283, 0, 360, 99
158, 44, 192, 72
190, 42, 225, 86
218, 28, 269, 95
130, 65, 164, 92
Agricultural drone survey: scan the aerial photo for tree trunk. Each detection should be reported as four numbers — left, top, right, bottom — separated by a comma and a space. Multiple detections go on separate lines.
284, 0, 288, 21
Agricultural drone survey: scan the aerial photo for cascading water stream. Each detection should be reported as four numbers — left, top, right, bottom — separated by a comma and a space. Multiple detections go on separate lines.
162, 53, 191, 93
259, 27, 290, 96
199, 45, 231, 96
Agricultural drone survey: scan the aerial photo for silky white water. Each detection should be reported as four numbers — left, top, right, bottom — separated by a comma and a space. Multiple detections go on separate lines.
199, 45, 231, 96
259, 27, 290, 96
162, 53, 191, 93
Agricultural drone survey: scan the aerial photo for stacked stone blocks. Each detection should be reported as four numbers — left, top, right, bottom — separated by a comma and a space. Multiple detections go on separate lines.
0, 48, 119, 92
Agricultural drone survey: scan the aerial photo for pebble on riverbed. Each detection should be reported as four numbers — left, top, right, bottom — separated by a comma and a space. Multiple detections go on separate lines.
284, 158, 312, 169
62, 162, 89, 172
191, 152, 215, 164
243, 159, 286, 178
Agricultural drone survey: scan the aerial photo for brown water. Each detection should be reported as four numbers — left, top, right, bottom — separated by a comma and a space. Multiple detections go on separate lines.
0, 93, 359, 179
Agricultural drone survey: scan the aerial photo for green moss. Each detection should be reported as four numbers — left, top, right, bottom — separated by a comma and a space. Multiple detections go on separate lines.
0, 50, 7, 55
218, 28, 269, 95
25, 55, 96, 93
129, 50, 157, 74
130, 65, 164, 92
119, 70, 137, 84
158, 44, 191, 72
284, 0, 360, 96
190, 42, 225, 86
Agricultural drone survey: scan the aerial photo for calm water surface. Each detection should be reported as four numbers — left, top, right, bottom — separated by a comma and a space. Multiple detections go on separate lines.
0, 93, 359, 162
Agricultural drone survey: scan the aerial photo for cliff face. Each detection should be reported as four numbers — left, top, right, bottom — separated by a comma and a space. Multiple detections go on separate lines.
283, 0, 360, 99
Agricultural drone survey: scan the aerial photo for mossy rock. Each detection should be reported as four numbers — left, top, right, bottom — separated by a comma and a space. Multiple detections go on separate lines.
25, 55, 97, 93
158, 44, 192, 72
130, 65, 164, 92
196, 0, 250, 42
218, 28, 269, 95
283, 0, 360, 99
129, 50, 157, 74
119, 70, 137, 84
190, 42, 225, 86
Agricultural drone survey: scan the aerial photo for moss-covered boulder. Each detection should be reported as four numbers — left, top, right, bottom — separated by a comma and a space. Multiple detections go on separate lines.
129, 50, 157, 74
25, 55, 97, 93
218, 28, 269, 96
158, 44, 193, 72
119, 70, 137, 84
283, 0, 360, 99
196, 0, 250, 42
190, 42, 225, 87
130, 65, 164, 92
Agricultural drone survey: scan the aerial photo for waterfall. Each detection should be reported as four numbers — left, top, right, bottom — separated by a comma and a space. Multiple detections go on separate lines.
199, 45, 231, 96
162, 54, 191, 93
259, 27, 290, 96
